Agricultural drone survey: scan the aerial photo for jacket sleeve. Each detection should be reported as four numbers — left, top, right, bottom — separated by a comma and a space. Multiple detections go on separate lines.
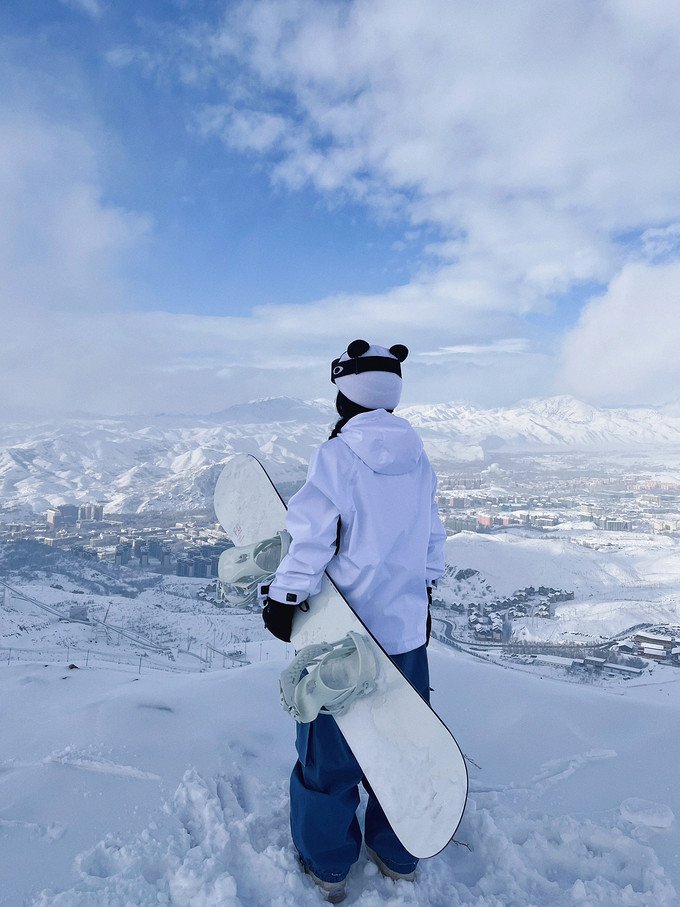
426, 465, 447, 585
268, 444, 345, 603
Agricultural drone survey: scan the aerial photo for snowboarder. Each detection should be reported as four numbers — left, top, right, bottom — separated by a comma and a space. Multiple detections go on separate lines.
261, 340, 447, 902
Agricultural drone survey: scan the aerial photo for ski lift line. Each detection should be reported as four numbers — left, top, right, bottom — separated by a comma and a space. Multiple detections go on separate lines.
5, 576, 257, 670
177, 648, 210, 664
205, 643, 249, 665
87, 616, 171, 654
0, 578, 172, 656
0, 578, 67, 619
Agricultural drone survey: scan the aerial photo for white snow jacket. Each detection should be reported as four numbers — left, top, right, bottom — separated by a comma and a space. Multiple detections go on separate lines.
269, 409, 446, 655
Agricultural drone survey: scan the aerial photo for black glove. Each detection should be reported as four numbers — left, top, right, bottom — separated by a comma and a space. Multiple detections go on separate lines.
262, 597, 304, 643
426, 586, 433, 646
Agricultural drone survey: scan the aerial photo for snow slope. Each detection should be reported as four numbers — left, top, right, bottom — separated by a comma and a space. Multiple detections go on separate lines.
1, 645, 678, 906
442, 530, 680, 642
446, 531, 640, 599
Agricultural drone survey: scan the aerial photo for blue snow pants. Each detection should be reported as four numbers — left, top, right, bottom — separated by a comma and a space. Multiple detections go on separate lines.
290, 645, 430, 883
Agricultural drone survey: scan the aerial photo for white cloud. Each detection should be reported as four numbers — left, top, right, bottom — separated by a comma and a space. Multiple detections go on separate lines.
6, 2, 680, 416
59, 0, 104, 19
195, 105, 288, 154
0, 272, 552, 418
640, 224, 680, 263
195, 0, 680, 305
0, 107, 150, 317
424, 340, 530, 358
558, 262, 680, 405
0, 71, 610, 419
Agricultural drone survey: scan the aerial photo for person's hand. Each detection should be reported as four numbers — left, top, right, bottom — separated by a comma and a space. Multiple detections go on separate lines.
262, 597, 305, 642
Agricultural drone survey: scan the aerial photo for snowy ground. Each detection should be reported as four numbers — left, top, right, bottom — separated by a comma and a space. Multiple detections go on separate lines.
2, 528, 680, 905
1, 570, 284, 676
1, 643, 679, 906
442, 529, 680, 643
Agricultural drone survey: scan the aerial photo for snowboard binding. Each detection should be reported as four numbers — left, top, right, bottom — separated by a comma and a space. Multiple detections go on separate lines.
217, 531, 291, 607
280, 632, 379, 723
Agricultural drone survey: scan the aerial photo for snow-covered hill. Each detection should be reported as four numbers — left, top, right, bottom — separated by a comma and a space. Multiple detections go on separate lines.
0, 399, 334, 517
2, 647, 678, 905
402, 395, 680, 454
3, 395, 680, 515
441, 529, 680, 642
2, 527, 680, 904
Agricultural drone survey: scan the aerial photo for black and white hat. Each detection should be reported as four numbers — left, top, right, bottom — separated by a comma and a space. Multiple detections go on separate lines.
331, 339, 409, 411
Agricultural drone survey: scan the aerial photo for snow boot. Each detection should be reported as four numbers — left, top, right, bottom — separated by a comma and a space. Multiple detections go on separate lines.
366, 846, 416, 882
300, 858, 347, 904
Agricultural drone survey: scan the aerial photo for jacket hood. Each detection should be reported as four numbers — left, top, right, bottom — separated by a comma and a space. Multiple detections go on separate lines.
338, 409, 424, 475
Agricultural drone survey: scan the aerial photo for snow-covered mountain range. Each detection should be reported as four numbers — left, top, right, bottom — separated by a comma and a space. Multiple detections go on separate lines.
404, 396, 680, 453
3, 395, 680, 515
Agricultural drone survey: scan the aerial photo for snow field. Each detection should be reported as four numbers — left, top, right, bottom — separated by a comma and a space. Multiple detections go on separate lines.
1, 643, 678, 905
1, 573, 288, 676
445, 532, 642, 600
442, 530, 680, 643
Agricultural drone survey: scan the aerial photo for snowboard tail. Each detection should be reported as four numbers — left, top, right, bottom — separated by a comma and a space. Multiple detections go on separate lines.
214, 454, 468, 858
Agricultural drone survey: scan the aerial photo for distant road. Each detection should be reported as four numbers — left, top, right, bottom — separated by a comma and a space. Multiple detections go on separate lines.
432, 615, 608, 658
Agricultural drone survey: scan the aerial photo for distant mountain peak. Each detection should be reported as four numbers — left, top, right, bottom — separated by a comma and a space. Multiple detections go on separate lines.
3, 396, 680, 515
211, 396, 334, 424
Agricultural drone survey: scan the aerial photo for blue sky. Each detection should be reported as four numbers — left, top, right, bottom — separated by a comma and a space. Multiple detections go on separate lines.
3, 1, 422, 314
3, 0, 680, 417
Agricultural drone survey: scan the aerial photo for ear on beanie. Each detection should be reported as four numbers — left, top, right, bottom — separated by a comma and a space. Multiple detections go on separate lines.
347, 339, 371, 358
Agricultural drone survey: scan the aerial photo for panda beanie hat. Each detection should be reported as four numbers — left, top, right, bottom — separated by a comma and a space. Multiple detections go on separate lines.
331, 339, 409, 411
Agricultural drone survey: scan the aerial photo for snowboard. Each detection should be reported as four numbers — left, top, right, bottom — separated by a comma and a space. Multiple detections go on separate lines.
214, 453, 468, 858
